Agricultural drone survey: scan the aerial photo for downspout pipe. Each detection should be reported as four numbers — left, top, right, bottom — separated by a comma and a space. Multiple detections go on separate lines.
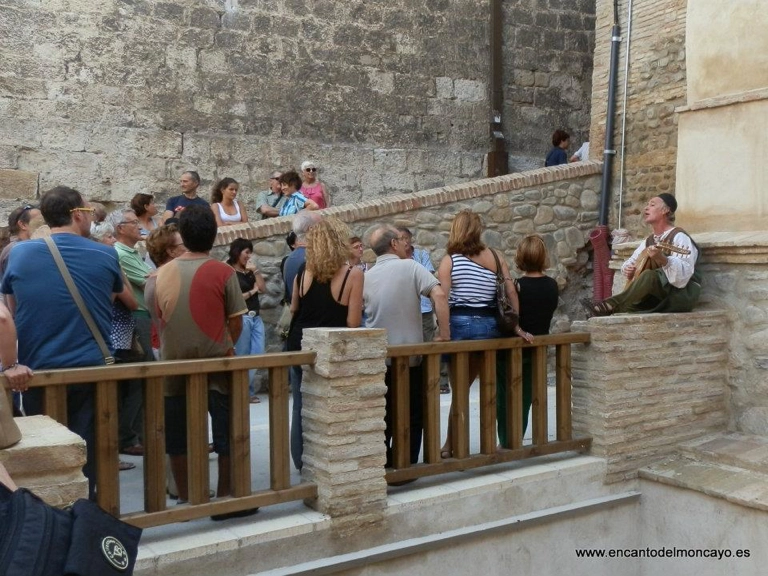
487, 0, 508, 177
590, 2, 622, 301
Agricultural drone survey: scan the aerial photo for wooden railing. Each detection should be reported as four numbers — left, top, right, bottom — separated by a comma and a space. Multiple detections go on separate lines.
384, 333, 592, 484
25, 352, 316, 528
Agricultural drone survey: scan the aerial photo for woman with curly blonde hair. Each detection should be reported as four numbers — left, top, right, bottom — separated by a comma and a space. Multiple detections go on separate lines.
286, 217, 364, 469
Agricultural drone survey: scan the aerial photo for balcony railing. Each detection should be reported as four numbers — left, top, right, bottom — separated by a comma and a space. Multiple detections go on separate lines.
385, 333, 592, 484
10, 330, 591, 527
24, 352, 316, 528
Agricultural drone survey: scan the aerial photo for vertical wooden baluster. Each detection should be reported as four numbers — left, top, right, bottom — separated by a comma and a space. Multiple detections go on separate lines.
143, 376, 166, 512
556, 344, 572, 441
422, 354, 441, 464
230, 368, 252, 497
95, 380, 120, 516
452, 352, 470, 459
479, 349, 497, 455
392, 356, 411, 470
508, 348, 523, 449
43, 385, 68, 426
187, 373, 210, 505
531, 346, 548, 446
269, 366, 290, 490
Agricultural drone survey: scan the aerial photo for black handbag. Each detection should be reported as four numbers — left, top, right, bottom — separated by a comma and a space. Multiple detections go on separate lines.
0, 482, 142, 576
490, 249, 519, 335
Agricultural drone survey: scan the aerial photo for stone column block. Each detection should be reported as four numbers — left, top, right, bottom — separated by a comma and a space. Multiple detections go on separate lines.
0, 415, 88, 506
572, 311, 729, 483
300, 328, 388, 527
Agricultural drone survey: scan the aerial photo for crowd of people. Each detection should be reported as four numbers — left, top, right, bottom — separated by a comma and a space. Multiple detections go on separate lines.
0, 170, 565, 514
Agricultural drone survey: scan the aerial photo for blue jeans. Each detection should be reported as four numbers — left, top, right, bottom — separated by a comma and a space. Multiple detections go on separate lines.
449, 313, 510, 445
450, 314, 502, 341
234, 314, 265, 396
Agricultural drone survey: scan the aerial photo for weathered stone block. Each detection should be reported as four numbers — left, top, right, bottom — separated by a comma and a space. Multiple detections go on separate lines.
0, 169, 38, 200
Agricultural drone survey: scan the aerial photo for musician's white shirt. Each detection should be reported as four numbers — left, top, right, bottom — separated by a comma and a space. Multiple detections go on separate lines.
621, 228, 698, 289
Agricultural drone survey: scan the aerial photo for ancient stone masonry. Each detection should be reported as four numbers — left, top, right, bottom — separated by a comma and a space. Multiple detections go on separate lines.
503, 0, 596, 172
212, 163, 602, 351
0, 0, 594, 216
590, 0, 687, 236
572, 311, 729, 483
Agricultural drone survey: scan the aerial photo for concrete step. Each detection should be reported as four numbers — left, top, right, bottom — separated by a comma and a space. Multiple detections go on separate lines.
677, 432, 768, 475
640, 432, 768, 513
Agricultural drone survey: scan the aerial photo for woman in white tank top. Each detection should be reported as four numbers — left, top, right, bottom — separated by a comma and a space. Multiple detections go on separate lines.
211, 177, 249, 226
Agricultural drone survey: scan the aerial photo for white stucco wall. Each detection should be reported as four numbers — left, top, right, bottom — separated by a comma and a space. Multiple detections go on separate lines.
686, 0, 768, 103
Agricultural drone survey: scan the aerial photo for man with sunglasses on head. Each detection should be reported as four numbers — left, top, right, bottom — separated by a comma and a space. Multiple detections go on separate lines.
0, 204, 41, 282
254, 171, 286, 219
1, 186, 123, 499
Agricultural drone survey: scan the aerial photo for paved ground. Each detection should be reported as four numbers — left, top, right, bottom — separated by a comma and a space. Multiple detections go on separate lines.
119, 384, 559, 534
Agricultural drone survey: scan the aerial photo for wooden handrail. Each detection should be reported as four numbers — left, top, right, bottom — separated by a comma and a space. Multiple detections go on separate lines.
21, 352, 317, 387
8, 350, 318, 527
386, 333, 590, 357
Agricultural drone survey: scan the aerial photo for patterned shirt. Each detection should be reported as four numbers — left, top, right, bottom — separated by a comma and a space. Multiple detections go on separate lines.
154, 256, 247, 395
279, 192, 310, 217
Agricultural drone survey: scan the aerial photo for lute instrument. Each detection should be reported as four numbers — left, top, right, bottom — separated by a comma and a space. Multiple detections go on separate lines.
627, 240, 691, 285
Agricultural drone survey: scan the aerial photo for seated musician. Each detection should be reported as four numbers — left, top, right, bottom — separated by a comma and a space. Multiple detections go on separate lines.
583, 193, 701, 316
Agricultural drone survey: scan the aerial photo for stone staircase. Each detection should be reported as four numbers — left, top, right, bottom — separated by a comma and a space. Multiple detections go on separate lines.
640, 432, 768, 512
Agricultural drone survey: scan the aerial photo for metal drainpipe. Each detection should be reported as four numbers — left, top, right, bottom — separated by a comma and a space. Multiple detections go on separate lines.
590, 1, 622, 302
599, 3, 621, 226
487, 0, 508, 177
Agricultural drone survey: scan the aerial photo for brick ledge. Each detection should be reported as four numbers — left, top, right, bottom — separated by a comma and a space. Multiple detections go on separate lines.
214, 162, 603, 246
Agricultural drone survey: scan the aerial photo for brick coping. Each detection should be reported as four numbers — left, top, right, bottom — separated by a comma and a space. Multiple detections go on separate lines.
214, 161, 603, 246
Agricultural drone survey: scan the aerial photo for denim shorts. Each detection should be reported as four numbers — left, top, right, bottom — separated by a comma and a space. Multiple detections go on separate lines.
165, 390, 230, 456
450, 314, 502, 341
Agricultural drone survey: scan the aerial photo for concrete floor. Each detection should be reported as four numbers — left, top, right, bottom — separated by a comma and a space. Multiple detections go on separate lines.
119, 384, 558, 534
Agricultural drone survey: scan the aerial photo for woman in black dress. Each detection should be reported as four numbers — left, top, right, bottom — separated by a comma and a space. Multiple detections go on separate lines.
286, 217, 364, 469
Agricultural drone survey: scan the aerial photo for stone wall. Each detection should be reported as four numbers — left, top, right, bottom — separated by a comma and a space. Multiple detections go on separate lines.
614, 232, 768, 437
212, 162, 602, 351
0, 0, 594, 217
502, 0, 596, 172
589, 0, 687, 235
572, 311, 729, 483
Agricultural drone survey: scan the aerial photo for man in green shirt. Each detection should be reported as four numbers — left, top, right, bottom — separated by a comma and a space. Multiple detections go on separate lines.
108, 208, 154, 456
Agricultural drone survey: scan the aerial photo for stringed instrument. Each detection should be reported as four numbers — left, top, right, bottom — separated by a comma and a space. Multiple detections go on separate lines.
627, 240, 691, 285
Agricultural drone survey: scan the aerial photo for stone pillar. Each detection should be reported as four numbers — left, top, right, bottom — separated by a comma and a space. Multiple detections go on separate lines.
300, 327, 389, 531
572, 311, 729, 483
0, 415, 88, 505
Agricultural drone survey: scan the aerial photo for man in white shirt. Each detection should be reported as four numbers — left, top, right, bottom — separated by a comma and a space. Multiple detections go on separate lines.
364, 225, 449, 466
583, 193, 700, 316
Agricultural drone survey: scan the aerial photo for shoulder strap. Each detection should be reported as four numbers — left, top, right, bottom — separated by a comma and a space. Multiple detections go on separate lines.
489, 249, 504, 281
270, 194, 282, 208
646, 233, 656, 246
44, 237, 115, 365
337, 266, 353, 301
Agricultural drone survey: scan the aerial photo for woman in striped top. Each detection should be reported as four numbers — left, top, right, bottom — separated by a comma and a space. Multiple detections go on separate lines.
437, 210, 528, 458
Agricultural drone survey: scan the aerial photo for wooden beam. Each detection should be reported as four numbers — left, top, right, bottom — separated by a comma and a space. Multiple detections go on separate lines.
556, 344, 572, 442
186, 373, 210, 505
95, 380, 119, 516
479, 350, 497, 455
422, 354, 441, 464
230, 369, 252, 498
143, 376, 166, 513
269, 366, 290, 490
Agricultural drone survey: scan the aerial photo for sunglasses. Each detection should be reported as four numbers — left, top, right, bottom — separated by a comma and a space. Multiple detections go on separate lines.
69, 207, 96, 214
14, 204, 35, 224
304, 167, 317, 172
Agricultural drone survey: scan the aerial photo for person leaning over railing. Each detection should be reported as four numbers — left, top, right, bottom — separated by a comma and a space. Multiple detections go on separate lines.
0, 300, 33, 393
436, 210, 525, 458
1, 186, 124, 500
498, 235, 559, 446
